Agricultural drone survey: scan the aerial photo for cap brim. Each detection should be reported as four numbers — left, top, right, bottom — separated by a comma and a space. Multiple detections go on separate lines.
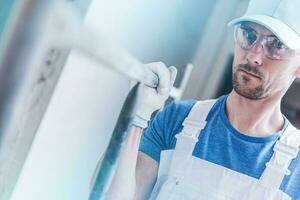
228, 15, 300, 50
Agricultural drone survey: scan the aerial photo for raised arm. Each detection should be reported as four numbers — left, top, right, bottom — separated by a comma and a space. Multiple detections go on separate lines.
134, 151, 159, 200
105, 62, 177, 200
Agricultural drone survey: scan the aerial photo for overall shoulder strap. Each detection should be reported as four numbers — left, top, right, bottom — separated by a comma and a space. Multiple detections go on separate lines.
259, 123, 300, 189
169, 99, 217, 177
179, 99, 217, 140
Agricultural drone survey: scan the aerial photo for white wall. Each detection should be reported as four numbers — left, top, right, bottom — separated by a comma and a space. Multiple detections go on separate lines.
10, 0, 134, 199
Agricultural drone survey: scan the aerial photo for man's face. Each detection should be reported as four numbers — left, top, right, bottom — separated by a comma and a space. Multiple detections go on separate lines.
232, 22, 300, 100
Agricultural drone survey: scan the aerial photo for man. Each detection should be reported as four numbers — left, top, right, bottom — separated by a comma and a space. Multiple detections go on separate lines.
106, 0, 300, 199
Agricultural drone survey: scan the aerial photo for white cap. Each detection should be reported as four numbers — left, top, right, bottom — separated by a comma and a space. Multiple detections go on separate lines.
228, 0, 300, 49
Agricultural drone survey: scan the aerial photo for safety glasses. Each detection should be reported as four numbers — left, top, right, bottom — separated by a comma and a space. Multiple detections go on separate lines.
234, 24, 299, 60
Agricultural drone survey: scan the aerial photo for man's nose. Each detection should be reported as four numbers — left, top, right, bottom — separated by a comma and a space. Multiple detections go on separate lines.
246, 43, 264, 66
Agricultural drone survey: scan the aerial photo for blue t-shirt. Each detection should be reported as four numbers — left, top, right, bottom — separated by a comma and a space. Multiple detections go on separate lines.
139, 95, 300, 199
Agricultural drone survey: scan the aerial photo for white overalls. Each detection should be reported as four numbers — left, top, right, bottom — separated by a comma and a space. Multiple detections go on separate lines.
149, 100, 300, 200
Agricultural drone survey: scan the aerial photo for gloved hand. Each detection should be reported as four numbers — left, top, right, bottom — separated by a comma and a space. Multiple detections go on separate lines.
132, 62, 177, 128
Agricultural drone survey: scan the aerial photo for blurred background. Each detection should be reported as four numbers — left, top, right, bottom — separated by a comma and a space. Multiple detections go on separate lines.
0, 0, 299, 200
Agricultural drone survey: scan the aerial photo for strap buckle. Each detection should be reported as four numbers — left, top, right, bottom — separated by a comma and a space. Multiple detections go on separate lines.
273, 140, 299, 159
265, 162, 291, 175
181, 119, 206, 138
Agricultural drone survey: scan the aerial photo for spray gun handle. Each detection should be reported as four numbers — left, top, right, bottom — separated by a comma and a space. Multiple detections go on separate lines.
142, 68, 159, 88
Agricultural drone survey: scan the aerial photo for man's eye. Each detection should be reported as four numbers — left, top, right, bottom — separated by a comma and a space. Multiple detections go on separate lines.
270, 39, 286, 50
242, 29, 257, 45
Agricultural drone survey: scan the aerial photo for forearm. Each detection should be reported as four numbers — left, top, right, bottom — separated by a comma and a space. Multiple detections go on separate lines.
103, 62, 176, 200
106, 126, 143, 200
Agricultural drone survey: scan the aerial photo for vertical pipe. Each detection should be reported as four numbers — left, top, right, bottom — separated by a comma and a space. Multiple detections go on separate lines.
89, 84, 139, 200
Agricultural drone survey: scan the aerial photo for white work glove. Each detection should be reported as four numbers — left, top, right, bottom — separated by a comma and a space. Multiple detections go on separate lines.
132, 62, 177, 128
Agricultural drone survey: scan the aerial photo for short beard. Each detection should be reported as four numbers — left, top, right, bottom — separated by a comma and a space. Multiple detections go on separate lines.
232, 63, 268, 100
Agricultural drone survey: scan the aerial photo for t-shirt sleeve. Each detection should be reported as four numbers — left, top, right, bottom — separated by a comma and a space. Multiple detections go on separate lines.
139, 100, 196, 162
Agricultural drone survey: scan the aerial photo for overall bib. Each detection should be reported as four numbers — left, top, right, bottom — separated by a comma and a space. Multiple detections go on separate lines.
149, 100, 300, 200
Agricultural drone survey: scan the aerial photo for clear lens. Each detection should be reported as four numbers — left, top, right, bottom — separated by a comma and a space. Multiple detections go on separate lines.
265, 37, 294, 59
234, 24, 295, 60
234, 26, 254, 50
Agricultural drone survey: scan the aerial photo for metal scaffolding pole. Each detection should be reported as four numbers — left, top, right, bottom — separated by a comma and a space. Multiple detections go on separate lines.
89, 83, 140, 200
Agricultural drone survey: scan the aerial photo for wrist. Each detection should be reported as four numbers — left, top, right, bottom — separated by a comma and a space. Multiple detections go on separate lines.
136, 104, 159, 121
132, 115, 149, 128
